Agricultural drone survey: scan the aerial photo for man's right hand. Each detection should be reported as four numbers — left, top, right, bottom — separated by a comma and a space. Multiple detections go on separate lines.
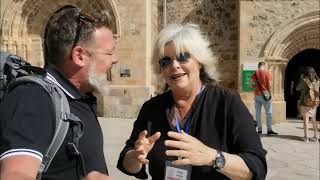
123, 130, 161, 173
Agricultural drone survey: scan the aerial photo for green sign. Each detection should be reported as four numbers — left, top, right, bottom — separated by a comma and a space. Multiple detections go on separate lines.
242, 70, 256, 91
242, 63, 257, 92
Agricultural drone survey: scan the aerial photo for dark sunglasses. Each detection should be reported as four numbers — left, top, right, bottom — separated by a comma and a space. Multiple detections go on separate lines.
72, 12, 95, 49
158, 52, 191, 68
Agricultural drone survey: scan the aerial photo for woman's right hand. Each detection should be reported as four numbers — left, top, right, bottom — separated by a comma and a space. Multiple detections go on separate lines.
124, 130, 161, 173
126, 130, 161, 168
131, 130, 161, 164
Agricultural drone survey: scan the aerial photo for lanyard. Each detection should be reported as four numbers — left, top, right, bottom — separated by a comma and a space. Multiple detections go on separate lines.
175, 114, 191, 134
174, 85, 205, 134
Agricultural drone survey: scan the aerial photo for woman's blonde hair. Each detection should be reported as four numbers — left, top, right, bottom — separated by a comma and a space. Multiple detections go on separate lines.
152, 23, 218, 90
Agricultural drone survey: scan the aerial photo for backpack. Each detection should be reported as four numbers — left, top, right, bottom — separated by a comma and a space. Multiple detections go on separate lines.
302, 78, 320, 107
0, 51, 85, 179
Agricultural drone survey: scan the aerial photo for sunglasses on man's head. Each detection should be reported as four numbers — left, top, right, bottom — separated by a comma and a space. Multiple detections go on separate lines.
72, 12, 95, 49
158, 52, 191, 68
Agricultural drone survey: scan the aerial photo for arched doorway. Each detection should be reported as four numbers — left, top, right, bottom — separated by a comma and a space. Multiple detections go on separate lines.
257, 10, 320, 122
285, 49, 320, 119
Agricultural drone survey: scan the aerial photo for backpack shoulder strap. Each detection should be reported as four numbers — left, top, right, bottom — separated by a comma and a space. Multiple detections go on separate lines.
7, 75, 84, 179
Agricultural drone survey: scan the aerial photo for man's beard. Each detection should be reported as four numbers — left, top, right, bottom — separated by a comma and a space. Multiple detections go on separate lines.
88, 62, 108, 94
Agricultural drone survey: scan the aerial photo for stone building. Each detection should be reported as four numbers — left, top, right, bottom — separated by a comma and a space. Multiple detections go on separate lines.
1, 0, 319, 122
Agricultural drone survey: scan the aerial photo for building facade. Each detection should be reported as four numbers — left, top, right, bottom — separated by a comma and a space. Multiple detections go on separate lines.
1, 0, 319, 122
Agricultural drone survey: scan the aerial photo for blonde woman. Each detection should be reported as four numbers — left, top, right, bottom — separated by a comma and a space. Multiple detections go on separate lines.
117, 24, 267, 180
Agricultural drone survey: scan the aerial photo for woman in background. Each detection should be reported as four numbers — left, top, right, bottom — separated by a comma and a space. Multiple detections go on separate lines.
296, 66, 320, 142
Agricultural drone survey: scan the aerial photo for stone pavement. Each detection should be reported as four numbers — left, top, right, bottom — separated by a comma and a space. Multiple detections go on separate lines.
99, 118, 320, 180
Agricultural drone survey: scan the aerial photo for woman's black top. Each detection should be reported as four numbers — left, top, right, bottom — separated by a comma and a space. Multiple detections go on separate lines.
117, 85, 267, 180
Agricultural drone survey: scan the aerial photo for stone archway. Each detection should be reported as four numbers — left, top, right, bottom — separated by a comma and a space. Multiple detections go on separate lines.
260, 10, 320, 121
0, 0, 121, 67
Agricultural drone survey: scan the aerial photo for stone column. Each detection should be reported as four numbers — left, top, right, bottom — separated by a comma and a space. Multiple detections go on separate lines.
16, 39, 26, 59
266, 59, 287, 123
267, 60, 286, 101
273, 63, 279, 98
278, 63, 286, 100
7, 39, 14, 53
0, 37, 9, 52
26, 39, 32, 63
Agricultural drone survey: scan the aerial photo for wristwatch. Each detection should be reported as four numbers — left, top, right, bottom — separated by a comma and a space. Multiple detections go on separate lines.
213, 150, 226, 170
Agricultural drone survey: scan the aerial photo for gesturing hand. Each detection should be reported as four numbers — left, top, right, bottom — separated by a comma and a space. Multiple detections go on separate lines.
131, 130, 161, 164
164, 130, 215, 166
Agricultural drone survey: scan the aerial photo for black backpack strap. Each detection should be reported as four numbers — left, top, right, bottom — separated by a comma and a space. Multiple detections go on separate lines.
7, 75, 85, 179
65, 113, 87, 178
254, 73, 263, 92
42, 76, 86, 179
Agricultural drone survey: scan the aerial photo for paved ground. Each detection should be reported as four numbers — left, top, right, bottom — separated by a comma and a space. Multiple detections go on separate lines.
99, 118, 320, 180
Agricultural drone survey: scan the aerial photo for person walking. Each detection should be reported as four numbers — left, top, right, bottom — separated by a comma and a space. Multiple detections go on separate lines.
296, 66, 319, 142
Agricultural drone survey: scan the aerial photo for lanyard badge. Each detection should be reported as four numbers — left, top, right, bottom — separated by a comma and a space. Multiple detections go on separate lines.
164, 116, 193, 180
164, 161, 192, 180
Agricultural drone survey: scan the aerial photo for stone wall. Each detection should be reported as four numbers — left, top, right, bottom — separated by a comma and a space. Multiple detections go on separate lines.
99, 0, 152, 118
239, 0, 320, 65
97, 86, 150, 118
164, 0, 239, 89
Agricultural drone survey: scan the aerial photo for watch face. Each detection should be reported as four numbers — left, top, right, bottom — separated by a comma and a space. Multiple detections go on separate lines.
215, 154, 226, 169
217, 157, 225, 167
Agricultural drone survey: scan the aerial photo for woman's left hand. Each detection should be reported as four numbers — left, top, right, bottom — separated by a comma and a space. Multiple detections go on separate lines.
165, 130, 216, 166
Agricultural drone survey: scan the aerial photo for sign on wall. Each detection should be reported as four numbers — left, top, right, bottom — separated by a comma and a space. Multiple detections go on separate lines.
242, 63, 258, 91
